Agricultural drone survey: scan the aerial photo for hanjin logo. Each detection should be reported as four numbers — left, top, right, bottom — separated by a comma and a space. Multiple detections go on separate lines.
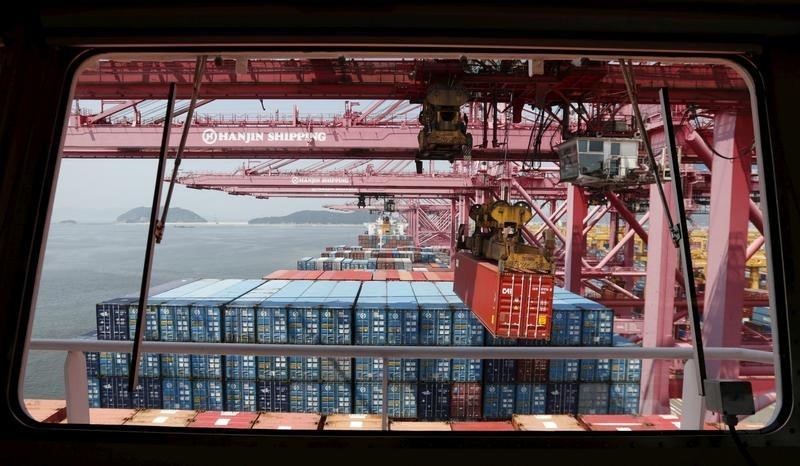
201, 128, 265, 145
202, 129, 218, 144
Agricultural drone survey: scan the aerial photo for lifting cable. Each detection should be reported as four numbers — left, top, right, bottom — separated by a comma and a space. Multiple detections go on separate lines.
619, 59, 677, 241
619, 58, 708, 394
128, 56, 207, 392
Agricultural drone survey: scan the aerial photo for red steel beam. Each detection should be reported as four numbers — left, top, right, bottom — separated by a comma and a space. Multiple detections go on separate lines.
603, 298, 770, 309
593, 213, 650, 270
682, 125, 764, 234
606, 191, 649, 243
61, 125, 564, 161
702, 111, 753, 381
74, 59, 748, 105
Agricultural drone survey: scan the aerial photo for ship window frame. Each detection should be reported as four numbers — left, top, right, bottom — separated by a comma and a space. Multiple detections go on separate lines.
8, 46, 789, 452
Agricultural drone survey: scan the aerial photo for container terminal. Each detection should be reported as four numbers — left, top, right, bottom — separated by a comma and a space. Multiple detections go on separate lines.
24, 55, 775, 433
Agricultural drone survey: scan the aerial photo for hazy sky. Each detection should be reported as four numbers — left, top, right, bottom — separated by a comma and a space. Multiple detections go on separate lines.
54, 99, 394, 223
51, 158, 332, 223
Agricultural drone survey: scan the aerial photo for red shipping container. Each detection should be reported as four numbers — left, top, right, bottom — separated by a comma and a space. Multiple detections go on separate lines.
189, 411, 258, 429
451, 421, 515, 431
633, 414, 682, 430
450, 383, 482, 420
252, 413, 321, 430
513, 414, 585, 431
319, 271, 371, 280
580, 415, 667, 431
410, 272, 428, 281
453, 252, 553, 340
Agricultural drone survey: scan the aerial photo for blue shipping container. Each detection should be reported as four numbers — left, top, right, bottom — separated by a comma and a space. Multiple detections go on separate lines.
192, 379, 224, 411
256, 305, 288, 344
609, 383, 640, 415
320, 308, 352, 345
159, 301, 193, 342
190, 301, 223, 343
256, 356, 289, 381
288, 304, 321, 345
581, 308, 614, 346
225, 355, 257, 380
161, 378, 192, 410
289, 382, 320, 413
579, 359, 611, 382
160, 353, 192, 378
550, 308, 583, 346
610, 359, 642, 383
289, 357, 321, 381
223, 304, 257, 343
85, 352, 100, 377
87, 377, 101, 408
515, 383, 547, 415
578, 383, 610, 414
548, 359, 580, 382
388, 383, 417, 419
354, 305, 387, 345
225, 380, 258, 412
354, 382, 383, 414
128, 304, 161, 341
387, 308, 419, 346
191, 354, 222, 379
99, 352, 160, 378
321, 357, 352, 382
451, 359, 482, 382
452, 308, 484, 346
419, 359, 451, 382
419, 308, 452, 346
355, 358, 383, 382
387, 358, 418, 382
320, 382, 352, 414
485, 334, 517, 346
482, 383, 515, 419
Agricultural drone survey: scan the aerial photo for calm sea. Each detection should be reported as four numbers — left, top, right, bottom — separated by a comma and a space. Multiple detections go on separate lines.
23, 222, 364, 399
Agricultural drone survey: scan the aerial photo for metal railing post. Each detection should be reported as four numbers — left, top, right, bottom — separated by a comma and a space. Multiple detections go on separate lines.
64, 350, 89, 423
381, 357, 389, 431
680, 359, 706, 430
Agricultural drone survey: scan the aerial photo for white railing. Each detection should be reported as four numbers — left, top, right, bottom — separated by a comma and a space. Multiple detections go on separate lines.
27, 339, 774, 431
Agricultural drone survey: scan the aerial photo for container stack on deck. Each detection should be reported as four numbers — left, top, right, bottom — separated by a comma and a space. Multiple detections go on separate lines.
87, 278, 641, 420
297, 246, 449, 271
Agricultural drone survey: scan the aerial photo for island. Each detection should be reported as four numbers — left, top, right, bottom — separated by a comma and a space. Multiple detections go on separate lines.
116, 207, 207, 223
249, 210, 377, 224
58, 220, 78, 224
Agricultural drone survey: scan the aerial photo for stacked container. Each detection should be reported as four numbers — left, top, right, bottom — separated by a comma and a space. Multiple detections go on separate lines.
90, 276, 639, 420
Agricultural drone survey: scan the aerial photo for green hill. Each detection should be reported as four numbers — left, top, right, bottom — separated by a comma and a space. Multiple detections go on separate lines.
249, 210, 378, 224
116, 207, 207, 223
